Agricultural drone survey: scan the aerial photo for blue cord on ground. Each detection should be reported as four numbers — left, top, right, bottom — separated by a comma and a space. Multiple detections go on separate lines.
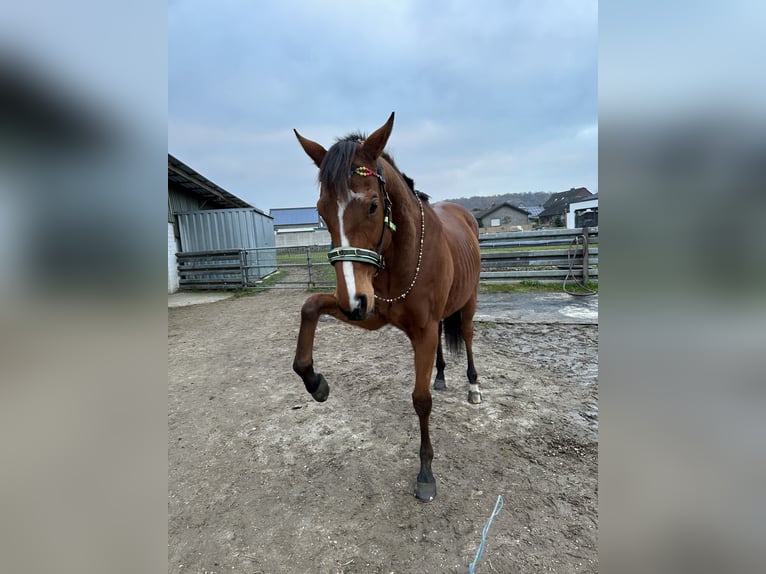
468, 495, 504, 573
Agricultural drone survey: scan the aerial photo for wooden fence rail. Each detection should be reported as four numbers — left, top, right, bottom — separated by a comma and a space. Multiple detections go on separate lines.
176, 227, 598, 290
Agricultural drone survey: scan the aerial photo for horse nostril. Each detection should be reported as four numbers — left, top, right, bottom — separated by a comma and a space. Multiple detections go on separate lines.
356, 294, 368, 314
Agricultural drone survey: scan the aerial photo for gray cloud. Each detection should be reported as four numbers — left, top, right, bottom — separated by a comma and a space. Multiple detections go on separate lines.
169, 0, 597, 209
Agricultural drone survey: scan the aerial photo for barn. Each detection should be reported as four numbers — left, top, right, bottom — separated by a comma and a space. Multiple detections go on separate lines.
168, 154, 275, 292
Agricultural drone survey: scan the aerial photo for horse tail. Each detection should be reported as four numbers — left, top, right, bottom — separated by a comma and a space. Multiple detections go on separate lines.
442, 311, 464, 355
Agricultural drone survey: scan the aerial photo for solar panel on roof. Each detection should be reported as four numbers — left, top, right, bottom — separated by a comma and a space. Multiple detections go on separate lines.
271, 208, 319, 226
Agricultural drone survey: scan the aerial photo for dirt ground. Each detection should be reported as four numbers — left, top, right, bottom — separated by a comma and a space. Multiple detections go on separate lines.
168, 290, 598, 573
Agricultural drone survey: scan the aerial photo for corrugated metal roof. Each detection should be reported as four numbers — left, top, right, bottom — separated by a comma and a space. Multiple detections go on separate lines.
269, 207, 320, 226
168, 154, 264, 213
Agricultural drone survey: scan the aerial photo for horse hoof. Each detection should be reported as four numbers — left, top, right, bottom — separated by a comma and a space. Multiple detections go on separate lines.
433, 377, 447, 391
468, 390, 482, 404
311, 374, 330, 402
415, 481, 437, 502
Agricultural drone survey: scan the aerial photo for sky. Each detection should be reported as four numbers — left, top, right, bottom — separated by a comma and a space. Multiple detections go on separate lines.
169, 0, 597, 212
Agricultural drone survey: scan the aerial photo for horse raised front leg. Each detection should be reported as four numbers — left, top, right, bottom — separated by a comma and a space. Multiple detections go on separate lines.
293, 293, 386, 402
293, 293, 337, 401
410, 324, 440, 502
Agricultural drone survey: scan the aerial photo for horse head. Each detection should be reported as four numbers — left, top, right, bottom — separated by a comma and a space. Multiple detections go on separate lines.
294, 112, 396, 320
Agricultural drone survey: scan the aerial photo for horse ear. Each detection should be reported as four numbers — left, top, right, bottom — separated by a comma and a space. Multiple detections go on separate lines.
294, 129, 327, 168
360, 112, 395, 160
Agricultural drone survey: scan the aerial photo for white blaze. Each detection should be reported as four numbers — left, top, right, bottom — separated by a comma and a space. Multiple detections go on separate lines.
336, 200, 359, 310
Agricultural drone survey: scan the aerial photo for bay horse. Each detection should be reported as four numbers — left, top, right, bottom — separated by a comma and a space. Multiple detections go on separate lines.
292, 112, 482, 502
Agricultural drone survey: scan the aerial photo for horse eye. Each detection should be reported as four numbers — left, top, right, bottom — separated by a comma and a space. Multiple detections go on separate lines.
369, 200, 378, 215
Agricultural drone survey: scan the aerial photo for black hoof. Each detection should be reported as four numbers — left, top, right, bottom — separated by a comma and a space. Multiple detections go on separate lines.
415, 481, 437, 502
311, 374, 330, 402
433, 377, 447, 391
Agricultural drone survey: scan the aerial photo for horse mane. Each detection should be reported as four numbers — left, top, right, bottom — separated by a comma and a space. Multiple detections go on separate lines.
400, 173, 431, 202
318, 132, 430, 202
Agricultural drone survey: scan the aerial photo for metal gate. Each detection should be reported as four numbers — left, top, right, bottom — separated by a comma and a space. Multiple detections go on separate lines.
176, 245, 335, 290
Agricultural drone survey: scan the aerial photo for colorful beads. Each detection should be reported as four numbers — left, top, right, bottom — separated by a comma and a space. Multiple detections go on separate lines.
351, 166, 383, 180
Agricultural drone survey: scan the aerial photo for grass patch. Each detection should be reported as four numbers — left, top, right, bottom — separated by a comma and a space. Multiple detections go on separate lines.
276, 249, 329, 265
232, 270, 287, 296
562, 281, 599, 295
310, 264, 336, 284
480, 280, 598, 294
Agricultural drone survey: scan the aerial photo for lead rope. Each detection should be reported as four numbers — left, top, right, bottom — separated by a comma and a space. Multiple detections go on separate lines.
374, 193, 424, 303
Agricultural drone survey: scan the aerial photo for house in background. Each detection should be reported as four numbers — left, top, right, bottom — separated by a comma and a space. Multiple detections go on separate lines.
566, 194, 598, 229
269, 207, 331, 247
475, 202, 531, 230
537, 187, 593, 227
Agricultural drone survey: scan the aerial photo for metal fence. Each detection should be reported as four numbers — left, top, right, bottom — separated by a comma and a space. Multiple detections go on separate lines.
176, 227, 597, 290
479, 227, 598, 283
176, 245, 331, 290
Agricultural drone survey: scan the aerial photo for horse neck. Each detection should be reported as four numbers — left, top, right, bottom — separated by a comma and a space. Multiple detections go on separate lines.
379, 169, 424, 279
